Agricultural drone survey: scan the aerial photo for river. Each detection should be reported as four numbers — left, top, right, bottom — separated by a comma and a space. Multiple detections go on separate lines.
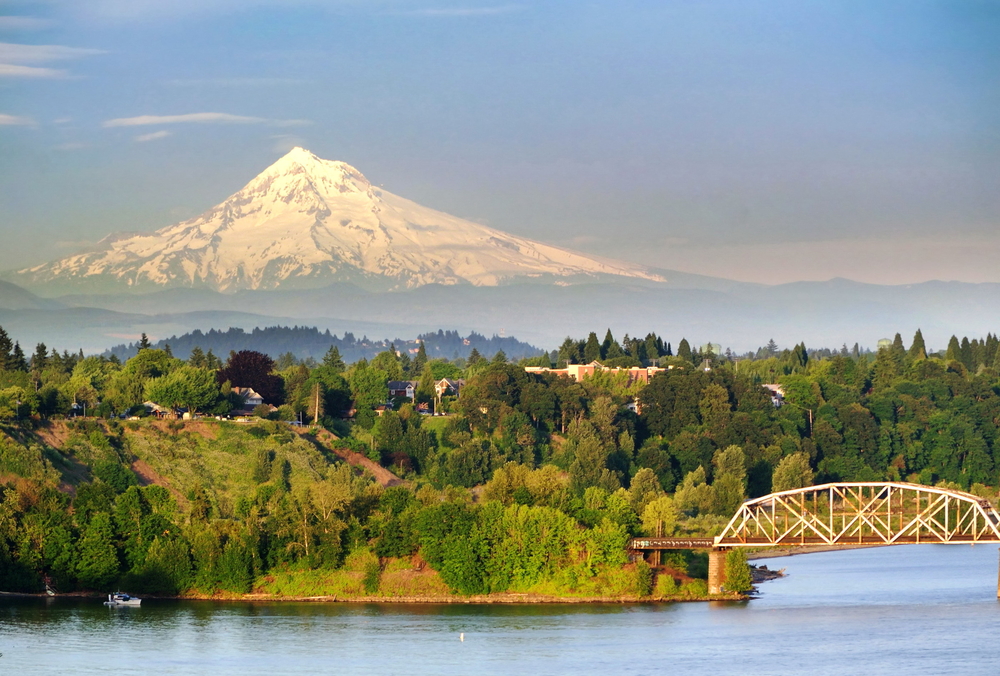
2, 544, 999, 675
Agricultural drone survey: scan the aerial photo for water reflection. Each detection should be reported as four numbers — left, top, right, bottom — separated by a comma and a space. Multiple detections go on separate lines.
1, 544, 998, 675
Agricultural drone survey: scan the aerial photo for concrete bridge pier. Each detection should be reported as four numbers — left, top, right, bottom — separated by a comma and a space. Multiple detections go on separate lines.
708, 547, 728, 595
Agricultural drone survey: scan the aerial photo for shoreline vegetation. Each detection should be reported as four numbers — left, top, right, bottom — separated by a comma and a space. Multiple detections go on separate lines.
3, 326, 1000, 605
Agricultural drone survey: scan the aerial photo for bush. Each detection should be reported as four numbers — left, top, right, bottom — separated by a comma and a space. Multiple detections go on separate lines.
654, 573, 678, 597
632, 560, 653, 596
363, 560, 381, 594
93, 459, 137, 494
678, 579, 708, 598
724, 548, 753, 594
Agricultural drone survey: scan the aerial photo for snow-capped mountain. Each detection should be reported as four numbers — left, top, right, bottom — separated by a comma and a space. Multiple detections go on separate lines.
15, 147, 664, 292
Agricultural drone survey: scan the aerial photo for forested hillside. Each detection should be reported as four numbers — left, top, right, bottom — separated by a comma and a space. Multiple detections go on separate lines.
1, 324, 999, 600
105, 326, 542, 364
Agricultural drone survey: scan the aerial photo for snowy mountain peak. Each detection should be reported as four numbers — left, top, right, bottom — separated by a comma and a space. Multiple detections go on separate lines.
257, 147, 369, 191
14, 149, 666, 293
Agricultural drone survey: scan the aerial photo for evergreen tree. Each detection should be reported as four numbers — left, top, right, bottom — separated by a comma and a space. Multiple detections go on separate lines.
664, 342, 672, 357
11, 342, 27, 372
557, 337, 580, 366
138, 333, 151, 351
163, 343, 173, 358
891, 333, 905, 355
492, 350, 508, 364
677, 338, 693, 364
412, 341, 428, 375
605, 340, 625, 360
31, 342, 49, 371
985, 333, 999, 366
765, 338, 778, 357
945, 335, 961, 363
205, 349, 222, 370
322, 346, 346, 373
0, 325, 13, 370
791, 342, 808, 369
971, 339, 986, 370
643, 334, 660, 362
908, 329, 927, 360
467, 348, 484, 366
583, 332, 602, 363
960, 337, 974, 370
600, 329, 615, 360
188, 346, 207, 368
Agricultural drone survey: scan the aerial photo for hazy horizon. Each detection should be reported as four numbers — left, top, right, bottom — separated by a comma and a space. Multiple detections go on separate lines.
1, 0, 998, 286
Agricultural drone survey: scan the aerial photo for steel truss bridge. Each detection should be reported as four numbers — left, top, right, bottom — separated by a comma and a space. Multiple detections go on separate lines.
629, 482, 1000, 595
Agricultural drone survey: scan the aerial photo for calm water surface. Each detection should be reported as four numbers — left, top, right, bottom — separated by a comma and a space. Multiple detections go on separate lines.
3, 545, 1000, 675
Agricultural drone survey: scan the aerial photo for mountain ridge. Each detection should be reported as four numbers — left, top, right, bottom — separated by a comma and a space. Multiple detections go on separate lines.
10, 147, 665, 293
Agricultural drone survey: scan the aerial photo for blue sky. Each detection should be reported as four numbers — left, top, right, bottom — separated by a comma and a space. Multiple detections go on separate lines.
1, 0, 998, 284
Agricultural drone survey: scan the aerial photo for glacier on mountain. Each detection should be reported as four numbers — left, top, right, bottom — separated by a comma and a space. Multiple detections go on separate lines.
16, 147, 664, 292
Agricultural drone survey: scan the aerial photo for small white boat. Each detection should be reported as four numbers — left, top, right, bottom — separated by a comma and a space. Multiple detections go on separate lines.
104, 592, 141, 607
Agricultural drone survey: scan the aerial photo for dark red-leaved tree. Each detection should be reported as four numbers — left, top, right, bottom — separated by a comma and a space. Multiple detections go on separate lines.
217, 350, 285, 404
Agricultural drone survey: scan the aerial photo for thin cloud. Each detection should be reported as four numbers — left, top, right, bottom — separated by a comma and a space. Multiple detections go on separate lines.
0, 41, 104, 78
135, 130, 170, 142
0, 42, 105, 63
0, 63, 67, 78
0, 113, 36, 126
104, 112, 311, 128
104, 112, 264, 127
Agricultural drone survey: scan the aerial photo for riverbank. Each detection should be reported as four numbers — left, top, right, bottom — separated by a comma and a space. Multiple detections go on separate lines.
4, 590, 747, 604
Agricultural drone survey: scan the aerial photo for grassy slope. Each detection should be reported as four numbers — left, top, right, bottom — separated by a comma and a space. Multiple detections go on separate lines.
0, 419, 721, 601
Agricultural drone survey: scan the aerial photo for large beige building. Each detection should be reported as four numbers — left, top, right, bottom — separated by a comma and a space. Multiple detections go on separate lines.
524, 360, 670, 385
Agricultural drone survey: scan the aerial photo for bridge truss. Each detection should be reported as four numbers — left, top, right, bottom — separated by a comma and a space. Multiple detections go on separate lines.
715, 482, 1000, 547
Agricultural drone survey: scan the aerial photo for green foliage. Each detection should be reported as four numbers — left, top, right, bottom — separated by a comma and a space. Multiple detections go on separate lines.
771, 452, 815, 492
724, 548, 753, 594
76, 513, 120, 589
363, 558, 382, 593
7, 321, 1000, 601
93, 460, 138, 494
144, 366, 222, 413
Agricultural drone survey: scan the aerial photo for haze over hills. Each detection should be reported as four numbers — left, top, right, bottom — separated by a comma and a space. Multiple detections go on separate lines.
10, 148, 663, 294
2, 149, 999, 355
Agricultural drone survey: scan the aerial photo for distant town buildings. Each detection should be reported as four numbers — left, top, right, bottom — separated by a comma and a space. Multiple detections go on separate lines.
524, 360, 670, 385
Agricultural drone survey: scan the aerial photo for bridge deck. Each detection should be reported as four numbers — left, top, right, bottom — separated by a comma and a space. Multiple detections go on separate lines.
716, 535, 1000, 546
629, 538, 715, 550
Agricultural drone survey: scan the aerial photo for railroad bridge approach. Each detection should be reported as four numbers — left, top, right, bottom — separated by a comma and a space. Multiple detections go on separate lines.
629, 482, 1000, 595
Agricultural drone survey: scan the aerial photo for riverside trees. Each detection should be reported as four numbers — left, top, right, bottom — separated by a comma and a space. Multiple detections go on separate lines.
3, 324, 1000, 598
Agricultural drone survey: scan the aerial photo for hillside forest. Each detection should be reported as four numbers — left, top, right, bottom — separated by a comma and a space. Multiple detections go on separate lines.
1, 325, 999, 601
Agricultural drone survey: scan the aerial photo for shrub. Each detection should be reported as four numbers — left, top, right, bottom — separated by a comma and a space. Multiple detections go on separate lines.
724, 548, 753, 594
632, 560, 653, 596
363, 560, 381, 594
654, 573, 678, 597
